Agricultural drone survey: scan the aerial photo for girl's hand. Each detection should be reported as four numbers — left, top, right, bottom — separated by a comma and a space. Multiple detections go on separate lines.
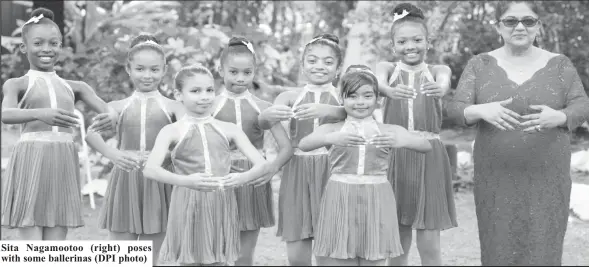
260, 105, 294, 124
382, 84, 416, 100
106, 150, 142, 172
520, 105, 567, 133
219, 173, 249, 188
89, 112, 116, 133
186, 173, 222, 191
327, 131, 366, 147
368, 131, 409, 148
36, 108, 80, 128
475, 98, 522, 131
420, 82, 444, 97
293, 103, 331, 120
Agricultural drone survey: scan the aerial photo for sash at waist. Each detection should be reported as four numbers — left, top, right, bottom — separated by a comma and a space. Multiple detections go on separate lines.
294, 147, 328, 156
329, 173, 388, 184
19, 131, 74, 143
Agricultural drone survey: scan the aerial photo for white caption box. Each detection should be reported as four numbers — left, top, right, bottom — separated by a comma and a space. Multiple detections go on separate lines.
0, 241, 153, 266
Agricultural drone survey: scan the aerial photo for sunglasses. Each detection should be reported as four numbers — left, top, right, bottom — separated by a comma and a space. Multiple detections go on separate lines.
500, 17, 540, 27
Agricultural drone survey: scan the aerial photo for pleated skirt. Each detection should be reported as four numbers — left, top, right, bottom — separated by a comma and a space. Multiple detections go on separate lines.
231, 159, 275, 231
99, 154, 173, 235
1, 132, 84, 228
159, 186, 239, 265
277, 153, 330, 242
314, 174, 403, 260
387, 139, 457, 230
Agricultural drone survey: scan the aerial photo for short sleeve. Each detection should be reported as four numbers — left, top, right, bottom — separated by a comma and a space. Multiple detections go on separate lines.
446, 55, 481, 127
559, 56, 589, 131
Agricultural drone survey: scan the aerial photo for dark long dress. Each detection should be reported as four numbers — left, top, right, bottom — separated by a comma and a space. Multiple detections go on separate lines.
447, 54, 589, 266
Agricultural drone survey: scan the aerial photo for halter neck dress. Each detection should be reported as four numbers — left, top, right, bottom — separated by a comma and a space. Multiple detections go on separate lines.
158, 115, 239, 265
213, 89, 274, 231
2, 70, 84, 228
383, 61, 457, 230
276, 83, 341, 242
98, 90, 174, 235
313, 117, 403, 260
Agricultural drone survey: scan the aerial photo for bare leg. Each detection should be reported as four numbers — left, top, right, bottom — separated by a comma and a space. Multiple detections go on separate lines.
235, 229, 260, 266
17, 226, 43, 240
42, 226, 68, 240
360, 258, 387, 266
316, 256, 359, 266
415, 229, 441, 266
387, 225, 412, 266
139, 232, 166, 266
286, 238, 313, 266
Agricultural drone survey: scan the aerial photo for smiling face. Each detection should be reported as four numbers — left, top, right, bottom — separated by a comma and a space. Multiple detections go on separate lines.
496, 2, 541, 49
343, 84, 378, 119
175, 73, 216, 116
126, 49, 166, 93
302, 45, 340, 85
221, 53, 255, 94
392, 22, 428, 65
21, 24, 62, 72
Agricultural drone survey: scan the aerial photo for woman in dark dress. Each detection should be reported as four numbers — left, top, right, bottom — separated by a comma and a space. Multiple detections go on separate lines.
447, 1, 589, 265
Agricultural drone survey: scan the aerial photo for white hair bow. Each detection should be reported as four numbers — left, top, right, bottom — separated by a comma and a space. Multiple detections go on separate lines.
23, 14, 44, 27
242, 41, 255, 54
393, 9, 410, 23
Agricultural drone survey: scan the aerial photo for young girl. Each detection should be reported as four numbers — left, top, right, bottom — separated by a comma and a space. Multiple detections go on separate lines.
212, 36, 293, 266
299, 67, 432, 266
85, 34, 185, 264
143, 65, 272, 266
258, 33, 347, 266
375, 3, 457, 266
1, 8, 115, 240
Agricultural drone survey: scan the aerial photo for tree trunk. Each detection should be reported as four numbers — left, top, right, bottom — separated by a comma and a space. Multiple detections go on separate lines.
33, 0, 65, 35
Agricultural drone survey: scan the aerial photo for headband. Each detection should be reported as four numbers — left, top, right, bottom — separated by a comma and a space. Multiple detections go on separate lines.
348, 67, 376, 77
141, 40, 161, 47
307, 35, 337, 46
393, 9, 410, 23
22, 14, 45, 28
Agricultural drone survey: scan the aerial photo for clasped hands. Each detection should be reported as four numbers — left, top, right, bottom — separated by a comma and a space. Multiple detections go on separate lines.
475, 98, 567, 132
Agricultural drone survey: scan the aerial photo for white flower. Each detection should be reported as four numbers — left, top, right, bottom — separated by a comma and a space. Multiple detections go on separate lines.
242, 41, 255, 54
393, 9, 410, 23
23, 14, 44, 26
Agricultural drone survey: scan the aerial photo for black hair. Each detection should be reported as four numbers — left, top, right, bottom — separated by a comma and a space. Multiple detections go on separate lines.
302, 33, 343, 68
220, 36, 256, 66
340, 65, 379, 99
495, 1, 539, 21
390, 3, 428, 38
127, 33, 165, 64
22, 8, 61, 41
174, 64, 214, 91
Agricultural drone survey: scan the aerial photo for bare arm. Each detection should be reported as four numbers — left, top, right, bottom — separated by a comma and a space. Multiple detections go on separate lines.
298, 123, 336, 151
376, 61, 394, 96
143, 124, 200, 187
433, 64, 452, 96
267, 121, 294, 169
226, 122, 270, 182
1, 78, 41, 124
258, 91, 295, 130
389, 125, 432, 153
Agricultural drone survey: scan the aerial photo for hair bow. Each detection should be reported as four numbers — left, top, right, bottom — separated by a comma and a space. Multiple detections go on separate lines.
242, 41, 255, 54
23, 14, 44, 27
393, 9, 410, 23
